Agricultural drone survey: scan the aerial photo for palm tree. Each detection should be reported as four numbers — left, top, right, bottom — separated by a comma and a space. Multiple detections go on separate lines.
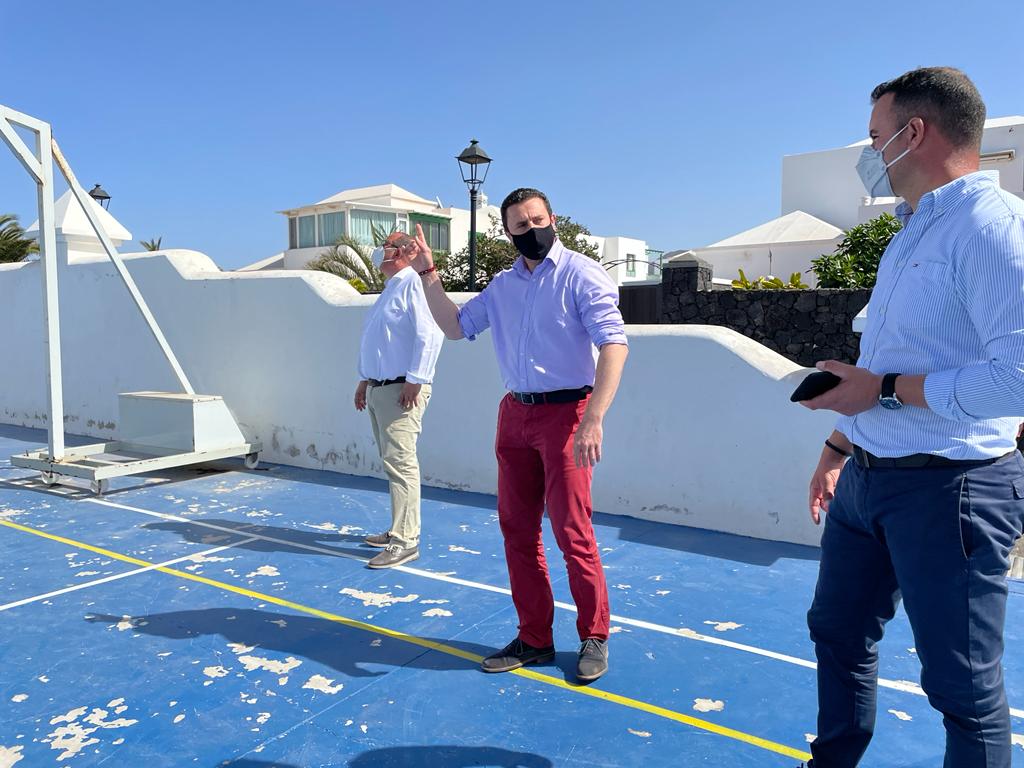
0, 213, 39, 263
140, 237, 163, 251
306, 224, 394, 293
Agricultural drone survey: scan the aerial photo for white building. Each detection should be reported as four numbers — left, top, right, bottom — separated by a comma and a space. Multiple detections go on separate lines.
277, 184, 501, 271
697, 116, 1024, 284
268, 181, 659, 287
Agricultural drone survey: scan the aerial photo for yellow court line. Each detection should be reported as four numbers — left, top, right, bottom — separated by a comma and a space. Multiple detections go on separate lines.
0, 517, 811, 762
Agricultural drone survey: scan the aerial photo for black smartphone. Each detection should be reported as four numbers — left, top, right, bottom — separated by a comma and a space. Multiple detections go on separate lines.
790, 371, 842, 402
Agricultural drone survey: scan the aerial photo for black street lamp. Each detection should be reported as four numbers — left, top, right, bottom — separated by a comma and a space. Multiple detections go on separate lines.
456, 139, 491, 291
87, 184, 111, 210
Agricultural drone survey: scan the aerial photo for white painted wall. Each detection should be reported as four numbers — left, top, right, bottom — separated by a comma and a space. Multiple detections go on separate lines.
0, 251, 837, 546
696, 240, 840, 286
782, 119, 1024, 231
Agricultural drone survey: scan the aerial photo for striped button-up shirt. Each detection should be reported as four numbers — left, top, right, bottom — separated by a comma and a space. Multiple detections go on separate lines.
836, 171, 1024, 459
458, 240, 627, 393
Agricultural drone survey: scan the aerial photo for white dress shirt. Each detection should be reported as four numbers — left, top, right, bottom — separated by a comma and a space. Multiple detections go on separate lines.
358, 266, 443, 384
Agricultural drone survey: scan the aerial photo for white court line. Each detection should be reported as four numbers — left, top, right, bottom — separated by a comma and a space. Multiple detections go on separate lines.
0, 537, 258, 612
85, 496, 1024, 718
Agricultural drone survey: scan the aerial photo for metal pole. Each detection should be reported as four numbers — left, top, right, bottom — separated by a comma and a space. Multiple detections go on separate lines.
36, 124, 66, 460
50, 138, 196, 395
468, 186, 478, 292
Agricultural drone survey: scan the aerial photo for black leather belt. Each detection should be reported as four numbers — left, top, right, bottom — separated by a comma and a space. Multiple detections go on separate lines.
368, 376, 406, 387
852, 445, 1009, 469
511, 386, 593, 405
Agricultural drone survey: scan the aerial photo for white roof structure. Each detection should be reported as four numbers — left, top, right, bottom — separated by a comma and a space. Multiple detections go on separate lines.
843, 115, 1024, 148
237, 252, 285, 272
703, 210, 842, 250
281, 184, 439, 215
26, 189, 132, 244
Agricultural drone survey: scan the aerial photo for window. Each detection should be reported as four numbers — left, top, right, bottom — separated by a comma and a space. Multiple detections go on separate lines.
288, 218, 297, 250
409, 214, 450, 253
350, 209, 397, 244
298, 215, 316, 248
626, 254, 636, 277
317, 212, 345, 246
646, 248, 664, 277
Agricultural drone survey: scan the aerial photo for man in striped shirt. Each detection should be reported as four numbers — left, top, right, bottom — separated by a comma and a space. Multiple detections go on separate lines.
800, 67, 1024, 767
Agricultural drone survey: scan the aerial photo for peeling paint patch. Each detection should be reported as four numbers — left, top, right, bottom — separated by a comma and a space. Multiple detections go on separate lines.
613, 584, 631, 590
1012, 733, 1024, 749
238, 655, 302, 675
45, 706, 138, 761
302, 675, 344, 695
270, 619, 287, 628
339, 588, 419, 607
448, 545, 481, 555
173, 714, 185, 724
0, 745, 24, 767
608, 626, 631, 634
245, 566, 280, 578
422, 608, 453, 618
10, 694, 27, 703
693, 698, 724, 713
370, 639, 382, 647
203, 666, 230, 679
228, 643, 256, 655
805, 733, 816, 744
627, 728, 651, 738
888, 709, 913, 721
703, 621, 743, 632
420, 599, 449, 605
256, 713, 271, 725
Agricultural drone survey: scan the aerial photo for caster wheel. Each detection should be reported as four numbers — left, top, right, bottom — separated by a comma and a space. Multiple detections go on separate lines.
91, 479, 109, 495
40, 471, 56, 486
244, 453, 260, 470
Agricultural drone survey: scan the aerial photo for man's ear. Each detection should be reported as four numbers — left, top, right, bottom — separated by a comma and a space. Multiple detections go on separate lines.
550, 213, 558, 231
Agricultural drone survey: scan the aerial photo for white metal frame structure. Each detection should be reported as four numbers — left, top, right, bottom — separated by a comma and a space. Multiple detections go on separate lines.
1, 104, 259, 493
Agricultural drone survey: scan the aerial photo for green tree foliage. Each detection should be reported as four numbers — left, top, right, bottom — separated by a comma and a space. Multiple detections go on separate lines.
811, 213, 903, 289
0, 213, 38, 263
307, 224, 392, 293
140, 237, 163, 251
439, 213, 600, 291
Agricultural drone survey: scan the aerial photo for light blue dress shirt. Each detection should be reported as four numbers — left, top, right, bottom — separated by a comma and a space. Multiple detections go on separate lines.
837, 171, 1024, 459
458, 240, 628, 393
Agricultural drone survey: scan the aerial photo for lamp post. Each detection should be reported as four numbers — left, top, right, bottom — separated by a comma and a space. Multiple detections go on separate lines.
87, 184, 111, 210
456, 139, 491, 291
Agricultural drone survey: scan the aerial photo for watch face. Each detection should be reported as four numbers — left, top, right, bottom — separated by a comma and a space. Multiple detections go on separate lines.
879, 396, 903, 410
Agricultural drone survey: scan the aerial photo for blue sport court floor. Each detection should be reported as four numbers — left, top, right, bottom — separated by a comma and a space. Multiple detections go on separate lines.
2, 423, 1024, 767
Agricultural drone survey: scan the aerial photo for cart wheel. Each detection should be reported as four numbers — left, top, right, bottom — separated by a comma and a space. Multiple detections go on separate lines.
40, 471, 56, 486
244, 452, 260, 470
91, 479, 109, 495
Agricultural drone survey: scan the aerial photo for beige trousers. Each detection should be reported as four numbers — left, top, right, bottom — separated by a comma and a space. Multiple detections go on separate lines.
366, 382, 431, 549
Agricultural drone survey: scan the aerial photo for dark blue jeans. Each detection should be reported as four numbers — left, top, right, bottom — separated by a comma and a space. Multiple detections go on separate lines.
808, 451, 1024, 768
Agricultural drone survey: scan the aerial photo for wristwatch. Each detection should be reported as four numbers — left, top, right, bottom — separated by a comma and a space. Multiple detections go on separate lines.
878, 373, 903, 410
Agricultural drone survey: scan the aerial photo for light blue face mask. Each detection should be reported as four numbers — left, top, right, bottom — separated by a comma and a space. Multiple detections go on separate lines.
856, 122, 912, 197
371, 246, 386, 269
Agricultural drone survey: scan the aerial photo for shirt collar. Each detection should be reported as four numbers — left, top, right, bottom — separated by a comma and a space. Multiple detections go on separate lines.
513, 238, 565, 277
385, 265, 415, 285
905, 170, 1000, 219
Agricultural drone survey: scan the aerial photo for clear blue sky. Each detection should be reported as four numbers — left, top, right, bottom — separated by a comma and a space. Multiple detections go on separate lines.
2, 1, 1021, 269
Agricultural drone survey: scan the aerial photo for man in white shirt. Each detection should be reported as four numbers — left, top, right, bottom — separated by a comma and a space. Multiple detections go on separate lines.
354, 229, 444, 568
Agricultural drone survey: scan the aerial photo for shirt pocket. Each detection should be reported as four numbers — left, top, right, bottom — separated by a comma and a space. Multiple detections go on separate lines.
890, 259, 952, 329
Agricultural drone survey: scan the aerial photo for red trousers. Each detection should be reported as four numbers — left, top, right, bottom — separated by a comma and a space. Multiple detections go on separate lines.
495, 394, 610, 648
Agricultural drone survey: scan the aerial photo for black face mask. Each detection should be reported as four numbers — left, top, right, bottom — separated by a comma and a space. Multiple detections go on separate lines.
511, 224, 556, 261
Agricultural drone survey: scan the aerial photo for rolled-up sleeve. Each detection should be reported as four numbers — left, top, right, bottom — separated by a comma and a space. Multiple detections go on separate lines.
574, 261, 628, 348
457, 289, 490, 341
924, 214, 1024, 420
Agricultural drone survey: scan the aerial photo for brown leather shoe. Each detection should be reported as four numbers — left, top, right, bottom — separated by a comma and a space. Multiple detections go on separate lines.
367, 544, 419, 569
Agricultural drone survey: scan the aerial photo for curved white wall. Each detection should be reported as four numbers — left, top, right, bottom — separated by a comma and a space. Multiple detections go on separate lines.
0, 251, 836, 546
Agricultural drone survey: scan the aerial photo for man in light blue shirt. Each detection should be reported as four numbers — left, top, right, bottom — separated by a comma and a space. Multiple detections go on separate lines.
800, 67, 1024, 767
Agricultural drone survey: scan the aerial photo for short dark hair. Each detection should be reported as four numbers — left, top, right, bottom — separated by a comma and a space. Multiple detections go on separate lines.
870, 67, 985, 149
500, 188, 553, 228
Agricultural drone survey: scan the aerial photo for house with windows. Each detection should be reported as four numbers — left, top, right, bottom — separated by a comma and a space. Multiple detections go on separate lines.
690, 115, 1024, 284
277, 184, 500, 271
266, 181, 661, 288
